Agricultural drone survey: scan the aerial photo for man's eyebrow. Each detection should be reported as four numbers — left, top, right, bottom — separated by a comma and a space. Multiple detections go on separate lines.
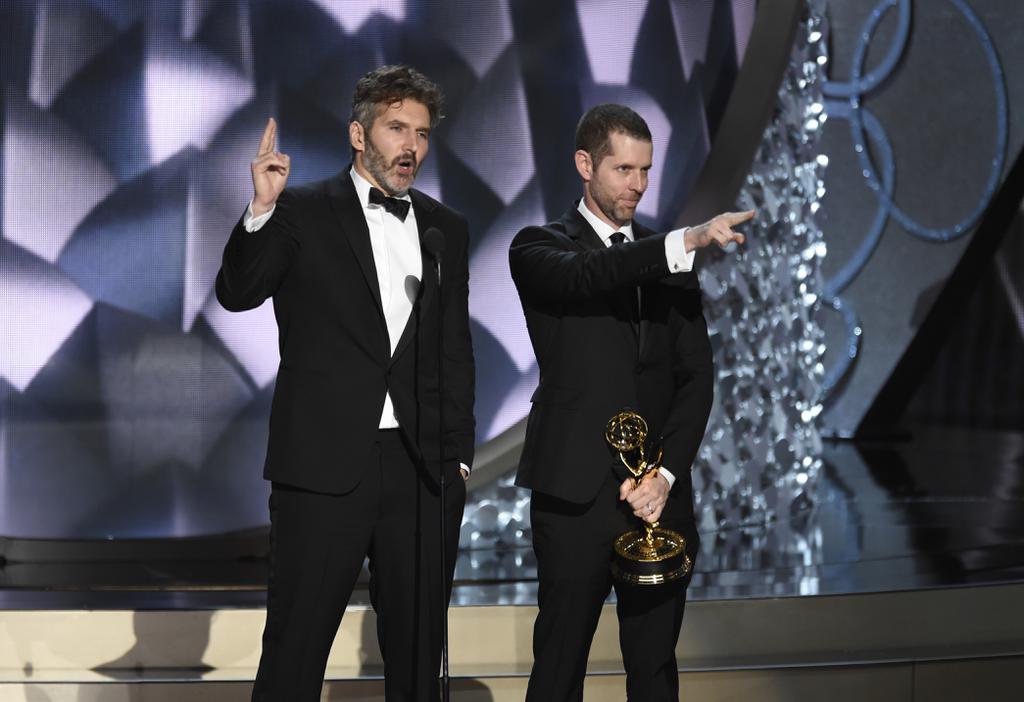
385, 118, 430, 133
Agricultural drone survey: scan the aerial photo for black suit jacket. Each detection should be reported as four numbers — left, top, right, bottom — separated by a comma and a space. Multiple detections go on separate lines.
216, 170, 475, 494
509, 205, 713, 506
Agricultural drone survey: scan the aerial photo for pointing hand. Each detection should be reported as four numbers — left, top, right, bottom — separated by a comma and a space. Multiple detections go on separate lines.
251, 118, 290, 216
683, 209, 755, 252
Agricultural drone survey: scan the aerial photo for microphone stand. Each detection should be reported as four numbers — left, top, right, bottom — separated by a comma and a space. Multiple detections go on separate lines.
427, 237, 451, 702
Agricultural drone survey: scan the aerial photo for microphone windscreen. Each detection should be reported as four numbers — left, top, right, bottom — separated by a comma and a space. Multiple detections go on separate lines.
423, 227, 446, 261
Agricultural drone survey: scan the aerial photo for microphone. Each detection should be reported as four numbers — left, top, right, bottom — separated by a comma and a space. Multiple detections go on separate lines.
423, 226, 445, 264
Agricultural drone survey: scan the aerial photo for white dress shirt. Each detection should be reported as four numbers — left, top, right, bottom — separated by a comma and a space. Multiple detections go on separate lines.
576, 199, 697, 487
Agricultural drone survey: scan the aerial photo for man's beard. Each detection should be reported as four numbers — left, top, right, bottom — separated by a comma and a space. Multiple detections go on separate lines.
590, 185, 635, 227
364, 134, 416, 197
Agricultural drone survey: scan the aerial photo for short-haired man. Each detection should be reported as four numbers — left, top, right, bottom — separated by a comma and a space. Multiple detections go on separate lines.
217, 65, 475, 701
510, 103, 750, 700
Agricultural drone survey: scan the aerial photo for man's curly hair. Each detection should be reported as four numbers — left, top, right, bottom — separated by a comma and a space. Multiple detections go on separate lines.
350, 64, 444, 132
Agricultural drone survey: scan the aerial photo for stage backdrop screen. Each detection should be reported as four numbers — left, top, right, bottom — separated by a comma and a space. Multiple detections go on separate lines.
0, 0, 754, 538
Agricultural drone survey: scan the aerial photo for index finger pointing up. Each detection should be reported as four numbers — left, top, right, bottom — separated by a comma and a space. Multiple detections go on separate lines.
723, 209, 756, 226
257, 117, 276, 157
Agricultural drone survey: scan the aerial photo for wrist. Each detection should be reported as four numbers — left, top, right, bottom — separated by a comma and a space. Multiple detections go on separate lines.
682, 228, 697, 253
252, 197, 275, 216
652, 468, 673, 492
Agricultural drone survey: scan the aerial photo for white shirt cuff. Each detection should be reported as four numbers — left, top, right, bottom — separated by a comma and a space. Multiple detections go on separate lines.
460, 462, 471, 478
659, 467, 677, 489
244, 200, 275, 232
665, 228, 695, 273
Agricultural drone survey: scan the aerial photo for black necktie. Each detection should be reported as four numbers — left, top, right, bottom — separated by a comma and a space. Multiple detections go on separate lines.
609, 232, 640, 333
369, 187, 411, 221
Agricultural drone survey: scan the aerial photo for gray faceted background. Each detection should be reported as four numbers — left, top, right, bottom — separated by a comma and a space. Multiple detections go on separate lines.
0, 0, 757, 538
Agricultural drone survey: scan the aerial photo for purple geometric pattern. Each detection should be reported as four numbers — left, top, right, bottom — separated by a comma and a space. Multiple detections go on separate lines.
0, 0, 752, 538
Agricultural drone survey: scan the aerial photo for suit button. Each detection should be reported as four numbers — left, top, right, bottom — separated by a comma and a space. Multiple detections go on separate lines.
634, 363, 645, 374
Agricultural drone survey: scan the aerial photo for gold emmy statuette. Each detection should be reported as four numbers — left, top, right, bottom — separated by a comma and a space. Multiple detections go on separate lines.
605, 410, 692, 586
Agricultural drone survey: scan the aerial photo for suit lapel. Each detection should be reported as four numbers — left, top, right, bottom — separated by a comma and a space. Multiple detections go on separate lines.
564, 206, 639, 353
389, 189, 438, 365
564, 206, 605, 252
327, 171, 386, 319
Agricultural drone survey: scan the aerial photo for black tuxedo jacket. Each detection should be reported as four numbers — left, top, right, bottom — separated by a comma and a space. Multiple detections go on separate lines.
509, 205, 714, 506
216, 170, 475, 494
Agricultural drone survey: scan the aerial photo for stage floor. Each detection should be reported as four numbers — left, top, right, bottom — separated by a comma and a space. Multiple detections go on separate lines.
2, 425, 1022, 610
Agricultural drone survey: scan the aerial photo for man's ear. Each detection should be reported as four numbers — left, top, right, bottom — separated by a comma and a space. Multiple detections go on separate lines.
349, 121, 365, 154
574, 149, 593, 182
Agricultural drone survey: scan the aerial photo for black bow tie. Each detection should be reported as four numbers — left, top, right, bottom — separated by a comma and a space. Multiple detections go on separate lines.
369, 187, 411, 221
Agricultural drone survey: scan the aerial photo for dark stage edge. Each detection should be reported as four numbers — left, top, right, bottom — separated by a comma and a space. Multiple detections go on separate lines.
1, 425, 1022, 610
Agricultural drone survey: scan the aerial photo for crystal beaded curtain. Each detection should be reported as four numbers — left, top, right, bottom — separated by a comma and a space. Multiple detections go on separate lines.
692, 0, 828, 569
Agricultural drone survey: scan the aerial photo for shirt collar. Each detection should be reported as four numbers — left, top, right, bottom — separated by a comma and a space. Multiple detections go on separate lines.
350, 167, 413, 211
577, 199, 634, 245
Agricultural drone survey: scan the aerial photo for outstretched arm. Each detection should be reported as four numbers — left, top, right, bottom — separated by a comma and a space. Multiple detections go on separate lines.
509, 227, 670, 304
509, 209, 754, 305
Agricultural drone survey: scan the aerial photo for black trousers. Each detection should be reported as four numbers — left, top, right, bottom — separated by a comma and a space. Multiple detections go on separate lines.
251, 430, 466, 702
526, 473, 700, 702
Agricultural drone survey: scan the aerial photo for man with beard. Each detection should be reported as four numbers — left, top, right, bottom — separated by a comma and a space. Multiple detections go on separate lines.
509, 104, 750, 700
216, 65, 475, 701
